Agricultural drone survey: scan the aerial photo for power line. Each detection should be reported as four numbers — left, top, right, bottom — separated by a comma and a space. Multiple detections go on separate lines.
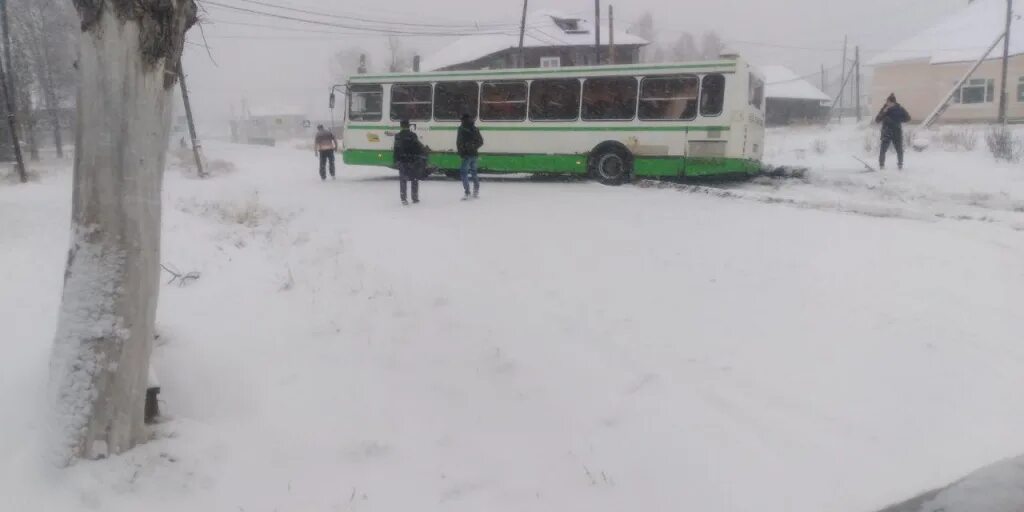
199, 0, 522, 36
226, 0, 526, 30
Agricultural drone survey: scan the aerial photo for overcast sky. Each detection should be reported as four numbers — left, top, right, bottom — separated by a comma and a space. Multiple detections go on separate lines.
181, 0, 969, 131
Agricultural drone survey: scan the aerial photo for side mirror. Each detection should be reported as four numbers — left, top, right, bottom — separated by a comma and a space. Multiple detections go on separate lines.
329, 92, 336, 109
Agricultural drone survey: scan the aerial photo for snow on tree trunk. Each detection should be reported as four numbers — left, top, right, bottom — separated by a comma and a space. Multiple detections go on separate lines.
49, 0, 194, 464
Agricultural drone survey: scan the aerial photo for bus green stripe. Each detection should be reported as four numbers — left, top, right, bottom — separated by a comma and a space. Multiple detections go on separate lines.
342, 149, 759, 177
346, 124, 730, 132
351, 62, 738, 81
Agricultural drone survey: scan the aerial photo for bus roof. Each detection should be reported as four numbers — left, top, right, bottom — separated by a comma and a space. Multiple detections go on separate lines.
347, 60, 744, 83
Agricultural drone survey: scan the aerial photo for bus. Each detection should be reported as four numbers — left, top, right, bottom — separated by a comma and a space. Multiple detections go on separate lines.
340, 56, 765, 184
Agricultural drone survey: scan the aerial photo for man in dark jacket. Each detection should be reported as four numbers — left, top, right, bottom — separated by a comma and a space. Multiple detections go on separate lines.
876, 93, 911, 170
456, 113, 484, 199
393, 119, 426, 205
314, 125, 338, 180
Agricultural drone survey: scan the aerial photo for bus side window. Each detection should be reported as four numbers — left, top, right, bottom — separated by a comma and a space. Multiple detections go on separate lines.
481, 81, 527, 121
582, 77, 638, 121
639, 75, 698, 120
390, 83, 432, 121
349, 84, 383, 122
700, 74, 726, 117
529, 79, 581, 121
434, 81, 479, 121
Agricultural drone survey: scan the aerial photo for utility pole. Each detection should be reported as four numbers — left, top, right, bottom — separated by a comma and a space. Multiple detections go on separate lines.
855, 46, 862, 122
609, 5, 615, 65
0, 0, 25, 182
839, 35, 847, 122
176, 61, 205, 178
594, 0, 601, 65
518, 0, 528, 68
998, 0, 1012, 124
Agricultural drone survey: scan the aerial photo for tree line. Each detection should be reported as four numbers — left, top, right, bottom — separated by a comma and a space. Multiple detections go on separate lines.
2, 0, 77, 160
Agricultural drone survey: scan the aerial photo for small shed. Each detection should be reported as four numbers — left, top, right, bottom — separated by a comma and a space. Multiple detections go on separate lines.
761, 65, 832, 126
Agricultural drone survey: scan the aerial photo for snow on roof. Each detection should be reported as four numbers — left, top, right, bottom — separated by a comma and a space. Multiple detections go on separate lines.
760, 65, 831, 102
870, 0, 1022, 66
421, 10, 648, 71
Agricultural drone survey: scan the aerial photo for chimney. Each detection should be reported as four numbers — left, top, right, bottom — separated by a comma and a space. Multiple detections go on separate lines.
413, 55, 421, 72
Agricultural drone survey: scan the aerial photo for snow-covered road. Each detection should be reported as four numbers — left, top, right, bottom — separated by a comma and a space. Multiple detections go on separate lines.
3, 134, 1024, 512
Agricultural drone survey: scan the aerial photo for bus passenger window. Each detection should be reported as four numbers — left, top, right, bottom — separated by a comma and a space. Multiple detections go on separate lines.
582, 77, 638, 121
529, 79, 581, 121
434, 81, 479, 121
639, 75, 698, 120
700, 74, 726, 117
348, 84, 383, 122
390, 83, 432, 121
481, 81, 527, 121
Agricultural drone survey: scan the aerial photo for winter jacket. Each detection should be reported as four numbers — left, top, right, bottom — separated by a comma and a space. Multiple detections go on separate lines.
393, 128, 426, 164
456, 121, 484, 157
314, 129, 338, 151
875, 103, 911, 135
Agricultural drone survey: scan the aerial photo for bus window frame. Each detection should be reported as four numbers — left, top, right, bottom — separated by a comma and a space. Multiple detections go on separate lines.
433, 80, 481, 122
581, 76, 639, 122
347, 83, 383, 122
637, 74, 700, 122
528, 77, 583, 122
480, 80, 529, 122
389, 82, 433, 121
699, 73, 727, 118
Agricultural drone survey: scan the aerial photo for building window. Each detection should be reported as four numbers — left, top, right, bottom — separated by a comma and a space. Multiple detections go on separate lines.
1017, 77, 1024, 102
540, 56, 561, 68
700, 74, 726, 117
433, 81, 479, 121
954, 78, 994, 104
639, 75, 698, 120
529, 78, 580, 121
390, 83, 432, 121
348, 84, 383, 122
481, 81, 527, 121
582, 77, 638, 120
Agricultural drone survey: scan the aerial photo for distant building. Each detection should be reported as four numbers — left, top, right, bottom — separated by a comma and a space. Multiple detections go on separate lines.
230, 106, 308, 145
870, 0, 1024, 123
761, 65, 831, 126
421, 11, 648, 72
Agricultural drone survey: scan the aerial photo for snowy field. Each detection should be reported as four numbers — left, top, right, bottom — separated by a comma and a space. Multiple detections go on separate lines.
2, 123, 1024, 511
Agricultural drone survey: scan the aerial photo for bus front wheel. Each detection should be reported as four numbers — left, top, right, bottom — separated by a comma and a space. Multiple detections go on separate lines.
590, 147, 632, 185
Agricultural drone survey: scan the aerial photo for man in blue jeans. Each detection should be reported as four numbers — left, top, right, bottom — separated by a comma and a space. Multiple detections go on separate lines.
456, 113, 484, 199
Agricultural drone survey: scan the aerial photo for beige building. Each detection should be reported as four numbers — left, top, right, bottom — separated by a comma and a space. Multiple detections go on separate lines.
870, 0, 1024, 123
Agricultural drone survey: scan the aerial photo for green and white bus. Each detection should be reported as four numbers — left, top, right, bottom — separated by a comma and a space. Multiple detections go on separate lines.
340, 57, 765, 184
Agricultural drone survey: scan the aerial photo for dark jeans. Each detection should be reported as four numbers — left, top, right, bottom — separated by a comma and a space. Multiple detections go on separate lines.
319, 150, 336, 179
398, 161, 419, 202
460, 156, 479, 195
880, 130, 904, 168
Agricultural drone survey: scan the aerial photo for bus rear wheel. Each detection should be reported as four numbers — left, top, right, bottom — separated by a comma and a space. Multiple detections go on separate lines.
590, 148, 632, 185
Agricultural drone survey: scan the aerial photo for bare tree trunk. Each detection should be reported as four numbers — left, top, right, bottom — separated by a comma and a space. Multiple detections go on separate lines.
50, 0, 195, 464
17, 87, 39, 161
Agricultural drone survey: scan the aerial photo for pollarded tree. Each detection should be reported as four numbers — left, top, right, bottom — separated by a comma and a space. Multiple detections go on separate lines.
49, 0, 196, 464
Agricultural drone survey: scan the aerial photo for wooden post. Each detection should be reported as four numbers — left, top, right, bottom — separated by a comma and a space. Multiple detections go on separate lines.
594, 0, 601, 64
177, 61, 205, 178
855, 46, 862, 122
821, 64, 827, 95
0, 0, 25, 182
839, 35, 847, 121
518, 0, 528, 68
609, 5, 615, 65
998, 0, 1012, 123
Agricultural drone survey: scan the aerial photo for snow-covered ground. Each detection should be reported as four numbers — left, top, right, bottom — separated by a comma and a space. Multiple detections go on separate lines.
2, 123, 1024, 512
